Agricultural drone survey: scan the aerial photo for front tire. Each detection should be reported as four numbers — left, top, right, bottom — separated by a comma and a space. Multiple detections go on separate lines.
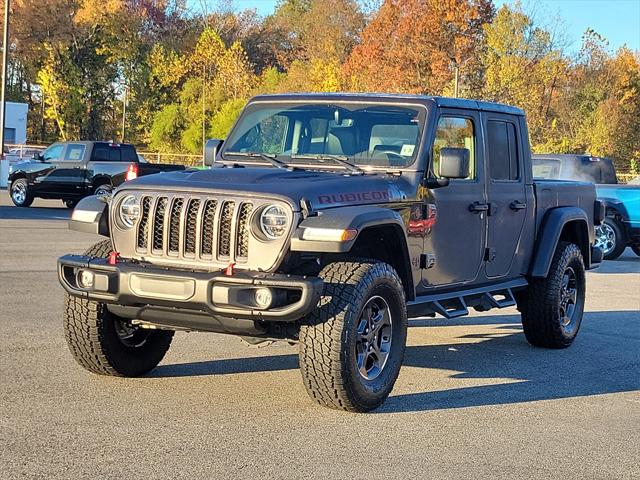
63, 240, 174, 376
63, 199, 78, 209
519, 242, 586, 349
298, 260, 407, 412
596, 217, 626, 260
10, 178, 34, 207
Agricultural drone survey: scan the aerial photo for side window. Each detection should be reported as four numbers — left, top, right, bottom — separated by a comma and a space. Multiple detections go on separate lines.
432, 117, 475, 179
487, 120, 519, 181
63, 144, 86, 161
91, 145, 110, 162
42, 144, 64, 162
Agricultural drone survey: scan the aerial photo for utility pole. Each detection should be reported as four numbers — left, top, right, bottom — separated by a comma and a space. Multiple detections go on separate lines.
120, 82, 127, 143
453, 64, 459, 98
0, 0, 10, 189
202, 64, 206, 166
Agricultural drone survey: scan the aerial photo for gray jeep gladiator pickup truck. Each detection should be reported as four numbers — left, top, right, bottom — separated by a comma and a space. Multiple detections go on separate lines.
58, 93, 604, 412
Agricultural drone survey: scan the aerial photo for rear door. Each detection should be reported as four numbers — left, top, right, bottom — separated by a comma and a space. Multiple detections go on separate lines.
421, 109, 486, 289
483, 113, 527, 278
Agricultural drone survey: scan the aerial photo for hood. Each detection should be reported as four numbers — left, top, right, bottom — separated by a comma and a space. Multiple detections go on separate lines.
121, 166, 415, 211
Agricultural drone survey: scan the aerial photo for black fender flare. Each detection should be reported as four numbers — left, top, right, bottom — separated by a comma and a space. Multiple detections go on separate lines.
91, 175, 113, 192
290, 206, 408, 254
68, 195, 110, 237
530, 207, 591, 278
8, 169, 27, 185
598, 197, 630, 222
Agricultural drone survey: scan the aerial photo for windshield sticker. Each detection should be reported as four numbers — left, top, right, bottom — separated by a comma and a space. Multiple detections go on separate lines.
400, 144, 415, 156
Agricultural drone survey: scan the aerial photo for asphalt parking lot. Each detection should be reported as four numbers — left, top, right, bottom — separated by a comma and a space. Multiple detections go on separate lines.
1, 195, 638, 479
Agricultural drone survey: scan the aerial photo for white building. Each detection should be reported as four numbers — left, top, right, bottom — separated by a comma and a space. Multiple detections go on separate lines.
1, 101, 29, 187
4, 101, 28, 145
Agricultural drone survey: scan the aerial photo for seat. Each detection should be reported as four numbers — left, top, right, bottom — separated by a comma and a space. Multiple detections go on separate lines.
327, 127, 357, 155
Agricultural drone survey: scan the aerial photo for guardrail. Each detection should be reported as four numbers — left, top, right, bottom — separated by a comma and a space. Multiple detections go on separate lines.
617, 173, 638, 184
137, 151, 204, 167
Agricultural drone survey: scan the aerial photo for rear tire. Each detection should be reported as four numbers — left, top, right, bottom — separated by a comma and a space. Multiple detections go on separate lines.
519, 242, 586, 349
298, 260, 407, 412
93, 183, 112, 196
10, 178, 34, 207
631, 244, 640, 257
63, 240, 174, 376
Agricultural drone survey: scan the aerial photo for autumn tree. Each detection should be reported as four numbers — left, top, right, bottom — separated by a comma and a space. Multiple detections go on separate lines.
344, 0, 494, 95
481, 3, 567, 145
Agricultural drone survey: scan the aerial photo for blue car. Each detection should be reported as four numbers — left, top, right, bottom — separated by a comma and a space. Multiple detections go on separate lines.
533, 154, 640, 259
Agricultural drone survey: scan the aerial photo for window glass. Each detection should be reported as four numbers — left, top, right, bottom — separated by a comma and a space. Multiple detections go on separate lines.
532, 159, 560, 179
223, 103, 424, 168
432, 117, 475, 179
42, 144, 64, 162
488, 120, 519, 180
91, 145, 110, 162
64, 144, 85, 161
109, 148, 121, 162
121, 145, 137, 162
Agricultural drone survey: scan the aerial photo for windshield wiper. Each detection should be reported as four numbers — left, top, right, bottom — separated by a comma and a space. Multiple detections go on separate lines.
290, 154, 364, 175
224, 151, 293, 170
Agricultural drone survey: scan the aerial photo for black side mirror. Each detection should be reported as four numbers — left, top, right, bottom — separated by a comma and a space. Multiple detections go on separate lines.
32, 152, 42, 161
204, 139, 223, 167
439, 147, 470, 179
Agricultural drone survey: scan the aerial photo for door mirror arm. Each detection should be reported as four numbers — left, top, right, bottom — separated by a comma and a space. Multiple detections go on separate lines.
424, 177, 450, 189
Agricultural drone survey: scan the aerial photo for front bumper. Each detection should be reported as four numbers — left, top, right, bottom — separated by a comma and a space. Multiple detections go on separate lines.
58, 255, 323, 326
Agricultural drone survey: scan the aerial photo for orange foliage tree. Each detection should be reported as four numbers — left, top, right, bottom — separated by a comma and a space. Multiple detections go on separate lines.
343, 0, 494, 95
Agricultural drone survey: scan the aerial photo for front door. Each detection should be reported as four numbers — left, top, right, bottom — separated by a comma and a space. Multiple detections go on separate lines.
421, 110, 486, 289
482, 113, 527, 278
38, 143, 87, 196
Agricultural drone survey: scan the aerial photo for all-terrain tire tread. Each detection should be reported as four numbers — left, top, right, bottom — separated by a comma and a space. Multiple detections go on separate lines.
298, 259, 405, 412
62, 240, 173, 376
520, 241, 584, 349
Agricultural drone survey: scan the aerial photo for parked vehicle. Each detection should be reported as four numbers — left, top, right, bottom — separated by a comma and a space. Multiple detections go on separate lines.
59, 94, 603, 412
8, 141, 185, 208
533, 154, 640, 259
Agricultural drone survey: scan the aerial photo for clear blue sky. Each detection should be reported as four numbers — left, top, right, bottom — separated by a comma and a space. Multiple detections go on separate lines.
193, 0, 639, 52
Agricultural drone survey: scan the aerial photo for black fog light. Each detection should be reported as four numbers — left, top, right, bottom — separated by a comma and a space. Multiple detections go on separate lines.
254, 287, 274, 309
77, 269, 95, 289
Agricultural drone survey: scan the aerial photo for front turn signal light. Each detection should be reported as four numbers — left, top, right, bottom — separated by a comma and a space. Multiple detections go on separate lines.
300, 227, 358, 242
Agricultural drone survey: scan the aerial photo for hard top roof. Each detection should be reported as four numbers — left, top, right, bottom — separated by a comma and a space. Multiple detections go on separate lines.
249, 92, 525, 116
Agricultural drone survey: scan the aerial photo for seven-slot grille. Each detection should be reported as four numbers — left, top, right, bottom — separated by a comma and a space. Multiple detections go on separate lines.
136, 194, 254, 263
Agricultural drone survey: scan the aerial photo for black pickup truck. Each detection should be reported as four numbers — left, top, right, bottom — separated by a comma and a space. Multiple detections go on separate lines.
8, 141, 185, 208
58, 94, 603, 412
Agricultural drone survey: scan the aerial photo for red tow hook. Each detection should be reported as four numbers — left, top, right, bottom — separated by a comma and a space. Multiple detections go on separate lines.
108, 251, 120, 265
225, 263, 236, 276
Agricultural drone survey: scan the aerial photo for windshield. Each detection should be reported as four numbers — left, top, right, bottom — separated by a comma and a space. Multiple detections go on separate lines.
222, 102, 425, 169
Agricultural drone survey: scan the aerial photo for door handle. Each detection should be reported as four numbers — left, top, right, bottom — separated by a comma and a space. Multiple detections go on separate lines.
510, 200, 527, 211
469, 201, 489, 213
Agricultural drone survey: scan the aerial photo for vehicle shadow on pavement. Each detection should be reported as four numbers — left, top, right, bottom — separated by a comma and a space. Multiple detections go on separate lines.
381, 310, 640, 413
152, 311, 639, 413
590, 255, 640, 275
0, 205, 71, 221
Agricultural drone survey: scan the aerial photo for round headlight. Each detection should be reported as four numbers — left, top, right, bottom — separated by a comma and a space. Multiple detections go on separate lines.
118, 195, 140, 229
259, 205, 288, 239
